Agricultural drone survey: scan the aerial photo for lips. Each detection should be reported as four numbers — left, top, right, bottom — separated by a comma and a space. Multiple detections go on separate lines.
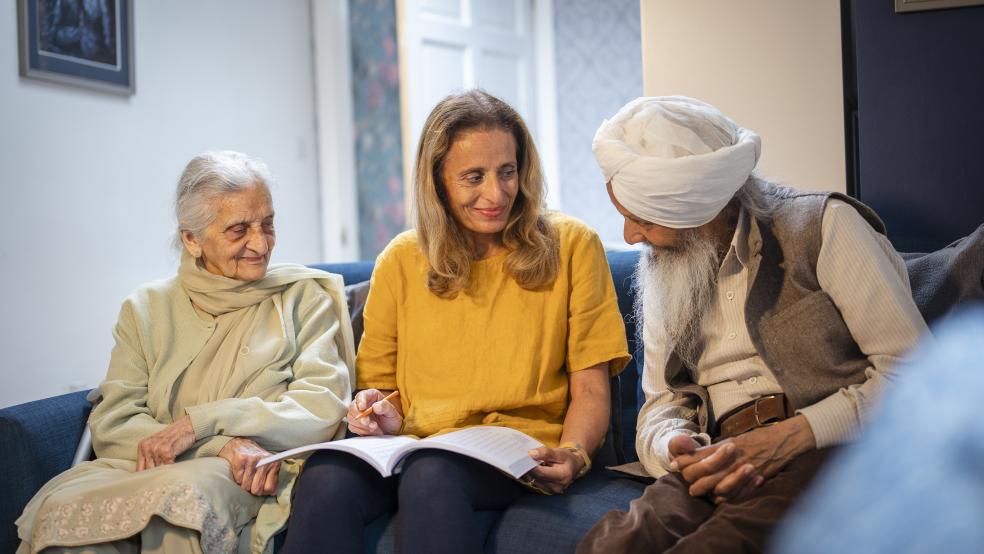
240, 255, 267, 265
473, 207, 505, 218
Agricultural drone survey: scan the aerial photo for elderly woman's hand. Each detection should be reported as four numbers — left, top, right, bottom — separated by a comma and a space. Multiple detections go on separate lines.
218, 438, 280, 496
348, 389, 403, 436
136, 416, 196, 471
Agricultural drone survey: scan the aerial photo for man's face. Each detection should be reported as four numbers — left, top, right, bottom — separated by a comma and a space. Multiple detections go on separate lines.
606, 182, 695, 248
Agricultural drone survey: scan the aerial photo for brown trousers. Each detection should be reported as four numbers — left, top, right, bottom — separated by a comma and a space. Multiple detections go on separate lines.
577, 449, 833, 554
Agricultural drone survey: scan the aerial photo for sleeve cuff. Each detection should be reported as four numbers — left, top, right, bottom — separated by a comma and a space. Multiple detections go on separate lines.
654, 430, 712, 472
193, 435, 233, 458
796, 393, 860, 448
185, 404, 218, 441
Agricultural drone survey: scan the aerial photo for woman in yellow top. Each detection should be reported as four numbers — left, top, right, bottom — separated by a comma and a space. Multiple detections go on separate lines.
282, 90, 629, 554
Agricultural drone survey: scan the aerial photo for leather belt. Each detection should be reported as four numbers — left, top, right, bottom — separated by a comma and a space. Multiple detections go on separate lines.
715, 394, 793, 440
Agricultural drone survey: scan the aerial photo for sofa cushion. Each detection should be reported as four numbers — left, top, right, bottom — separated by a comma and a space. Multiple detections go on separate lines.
903, 223, 984, 325
0, 390, 91, 553
344, 280, 371, 350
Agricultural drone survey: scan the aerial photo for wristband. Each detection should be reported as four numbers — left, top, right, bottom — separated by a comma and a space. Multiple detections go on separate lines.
560, 441, 592, 479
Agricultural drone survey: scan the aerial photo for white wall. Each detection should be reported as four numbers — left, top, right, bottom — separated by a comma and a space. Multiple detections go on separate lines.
0, 1, 323, 407
641, 0, 846, 193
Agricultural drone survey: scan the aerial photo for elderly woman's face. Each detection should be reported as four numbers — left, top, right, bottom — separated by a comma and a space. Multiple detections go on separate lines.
440, 128, 519, 241
185, 185, 276, 281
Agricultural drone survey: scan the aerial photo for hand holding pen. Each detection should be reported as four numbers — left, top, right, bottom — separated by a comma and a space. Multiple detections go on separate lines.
348, 389, 403, 436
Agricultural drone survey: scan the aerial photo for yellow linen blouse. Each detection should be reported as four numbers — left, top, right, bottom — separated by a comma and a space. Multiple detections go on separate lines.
356, 213, 630, 446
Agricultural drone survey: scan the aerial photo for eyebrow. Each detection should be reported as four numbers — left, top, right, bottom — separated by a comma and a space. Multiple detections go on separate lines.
223, 213, 275, 231
224, 221, 249, 231
457, 167, 485, 177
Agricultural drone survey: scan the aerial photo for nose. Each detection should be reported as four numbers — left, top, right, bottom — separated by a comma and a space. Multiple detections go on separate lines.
245, 226, 270, 254
623, 220, 644, 245
481, 175, 509, 205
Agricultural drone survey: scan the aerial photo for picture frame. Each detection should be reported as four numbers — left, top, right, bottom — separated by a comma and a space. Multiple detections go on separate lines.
895, 0, 984, 12
17, 0, 134, 95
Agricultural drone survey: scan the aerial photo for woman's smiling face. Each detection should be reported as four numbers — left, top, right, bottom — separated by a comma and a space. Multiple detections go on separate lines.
440, 127, 519, 243
183, 185, 276, 281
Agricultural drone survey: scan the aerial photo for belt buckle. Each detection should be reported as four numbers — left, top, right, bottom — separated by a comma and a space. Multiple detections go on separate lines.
753, 394, 782, 427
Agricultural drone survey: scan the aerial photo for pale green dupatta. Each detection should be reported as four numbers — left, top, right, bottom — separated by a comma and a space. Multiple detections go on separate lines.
178, 253, 357, 552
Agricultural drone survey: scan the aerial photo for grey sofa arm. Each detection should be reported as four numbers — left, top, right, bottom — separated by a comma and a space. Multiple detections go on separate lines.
0, 390, 92, 553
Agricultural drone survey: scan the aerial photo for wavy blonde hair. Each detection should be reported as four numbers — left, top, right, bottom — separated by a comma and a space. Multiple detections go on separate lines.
414, 90, 559, 298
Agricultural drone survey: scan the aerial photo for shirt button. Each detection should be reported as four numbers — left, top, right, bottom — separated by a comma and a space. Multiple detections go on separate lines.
240, 346, 250, 356
726, 291, 735, 300
747, 377, 758, 385
727, 332, 737, 340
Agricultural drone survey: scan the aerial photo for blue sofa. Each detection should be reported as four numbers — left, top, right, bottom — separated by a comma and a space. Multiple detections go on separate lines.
0, 250, 651, 553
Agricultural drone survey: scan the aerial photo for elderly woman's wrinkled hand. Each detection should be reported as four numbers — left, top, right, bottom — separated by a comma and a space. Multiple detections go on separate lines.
218, 438, 280, 496
136, 416, 197, 471
348, 389, 403, 436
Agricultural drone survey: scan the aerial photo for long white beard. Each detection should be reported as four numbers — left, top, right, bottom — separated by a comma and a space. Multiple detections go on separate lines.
634, 232, 721, 369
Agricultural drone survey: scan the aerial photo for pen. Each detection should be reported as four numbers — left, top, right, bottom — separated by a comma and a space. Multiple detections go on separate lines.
355, 390, 400, 420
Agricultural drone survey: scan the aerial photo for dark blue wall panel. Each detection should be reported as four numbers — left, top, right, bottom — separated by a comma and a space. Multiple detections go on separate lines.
850, 0, 984, 252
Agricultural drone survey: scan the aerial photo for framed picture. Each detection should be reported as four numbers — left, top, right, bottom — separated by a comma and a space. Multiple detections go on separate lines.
17, 0, 134, 95
895, 0, 984, 12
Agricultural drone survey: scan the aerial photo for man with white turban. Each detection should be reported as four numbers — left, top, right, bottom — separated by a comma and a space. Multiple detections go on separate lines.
578, 97, 928, 552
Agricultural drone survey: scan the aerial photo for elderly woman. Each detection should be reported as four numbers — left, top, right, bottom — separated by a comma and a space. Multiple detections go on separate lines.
15, 151, 355, 554
281, 90, 630, 553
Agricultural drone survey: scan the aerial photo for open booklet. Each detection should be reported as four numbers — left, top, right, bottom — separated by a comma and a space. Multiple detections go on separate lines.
256, 426, 544, 479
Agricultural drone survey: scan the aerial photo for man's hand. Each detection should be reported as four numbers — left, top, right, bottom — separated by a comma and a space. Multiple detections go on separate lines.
669, 416, 816, 503
218, 438, 279, 496
136, 415, 196, 471
668, 435, 758, 501
524, 446, 585, 494
348, 389, 403, 436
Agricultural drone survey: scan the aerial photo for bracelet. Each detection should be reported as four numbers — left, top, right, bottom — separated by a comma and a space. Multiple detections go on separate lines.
560, 441, 592, 479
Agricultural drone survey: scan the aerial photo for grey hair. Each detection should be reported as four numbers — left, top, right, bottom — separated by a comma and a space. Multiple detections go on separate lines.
733, 173, 775, 222
173, 151, 274, 249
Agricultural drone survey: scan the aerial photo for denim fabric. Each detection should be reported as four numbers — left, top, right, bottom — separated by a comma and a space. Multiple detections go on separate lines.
0, 390, 91, 553
773, 305, 984, 553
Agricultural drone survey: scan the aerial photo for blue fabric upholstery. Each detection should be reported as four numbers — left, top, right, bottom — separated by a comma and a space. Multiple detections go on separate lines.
308, 261, 375, 287
0, 252, 644, 554
0, 390, 92, 552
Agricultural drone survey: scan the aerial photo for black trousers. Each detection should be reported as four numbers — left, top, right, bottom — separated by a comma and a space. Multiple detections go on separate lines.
280, 449, 527, 554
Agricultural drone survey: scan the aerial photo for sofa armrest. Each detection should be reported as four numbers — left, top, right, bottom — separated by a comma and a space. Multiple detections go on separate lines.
0, 390, 91, 552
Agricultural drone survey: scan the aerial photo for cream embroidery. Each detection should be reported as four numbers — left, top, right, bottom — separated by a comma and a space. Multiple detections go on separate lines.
31, 483, 238, 553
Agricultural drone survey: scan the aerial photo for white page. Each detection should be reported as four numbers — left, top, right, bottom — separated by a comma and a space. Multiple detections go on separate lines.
395, 426, 543, 478
257, 435, 418, 476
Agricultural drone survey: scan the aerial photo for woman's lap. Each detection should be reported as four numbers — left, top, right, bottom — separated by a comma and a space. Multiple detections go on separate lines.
283, 449, 528, 554
18, 457, 260, 553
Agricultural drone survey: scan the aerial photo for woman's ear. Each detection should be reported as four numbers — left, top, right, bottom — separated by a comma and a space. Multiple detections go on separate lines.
180, 230, 203, 258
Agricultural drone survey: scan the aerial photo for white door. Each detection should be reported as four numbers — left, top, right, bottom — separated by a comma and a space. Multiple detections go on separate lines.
398, 0, 560, 209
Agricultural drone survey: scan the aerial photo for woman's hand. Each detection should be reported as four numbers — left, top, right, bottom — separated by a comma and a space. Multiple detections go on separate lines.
348, 389, 403, 436
218, 438, 280, 496
136, 415, 196, 471
524, 446, 586, 494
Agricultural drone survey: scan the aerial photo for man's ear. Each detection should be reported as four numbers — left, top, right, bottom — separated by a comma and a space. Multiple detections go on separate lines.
180, 230, 203, 258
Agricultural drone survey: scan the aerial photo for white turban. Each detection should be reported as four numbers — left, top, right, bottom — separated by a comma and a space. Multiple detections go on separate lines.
593, 96, 761, 229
